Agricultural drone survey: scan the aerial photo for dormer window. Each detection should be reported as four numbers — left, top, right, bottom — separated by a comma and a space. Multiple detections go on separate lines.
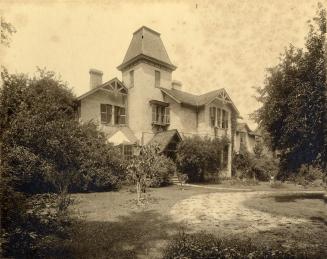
155, 70, 160, 88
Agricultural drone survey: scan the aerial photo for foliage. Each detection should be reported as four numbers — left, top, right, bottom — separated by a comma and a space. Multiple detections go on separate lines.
176, 136, 229, 182
177, 172, 189, 186
148, 154, 176, 187
127, 144, 174, 203
0, 16, 16, 47
289, 164, 325, 186
253, 142, 264, 158
0, 69, 124, 193
0, 184, 73, 258
0, 69, 124, 257
252, 4, 327, 175
233, 146, 278, 181
163, 231, 313, 259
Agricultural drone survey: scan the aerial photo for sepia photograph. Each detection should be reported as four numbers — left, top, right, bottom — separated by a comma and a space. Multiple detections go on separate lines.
0, 0, 326, 258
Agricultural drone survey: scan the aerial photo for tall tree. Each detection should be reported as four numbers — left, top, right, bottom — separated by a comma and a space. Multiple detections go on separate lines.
0, 16, 16, 47
252, 4, 326, 176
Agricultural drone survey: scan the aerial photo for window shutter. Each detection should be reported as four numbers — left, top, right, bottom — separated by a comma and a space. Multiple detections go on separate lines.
225, 111, 229, 128
107, 104, 112, 124
152, 105, 156, 123
119, 107, 126, 125
165, 107, 170, 124
100, 104, 108, 123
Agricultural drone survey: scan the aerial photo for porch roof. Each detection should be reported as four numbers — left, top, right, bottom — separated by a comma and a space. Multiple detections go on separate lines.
147, 129, 182, 152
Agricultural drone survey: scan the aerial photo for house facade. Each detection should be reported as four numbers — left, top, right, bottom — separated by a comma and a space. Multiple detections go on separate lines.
77, 26, 241, 177
234, 122, 261, 154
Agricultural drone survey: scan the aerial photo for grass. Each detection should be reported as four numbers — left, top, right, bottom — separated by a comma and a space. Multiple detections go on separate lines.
243, 192, 327, 256
68, 184, 327, 258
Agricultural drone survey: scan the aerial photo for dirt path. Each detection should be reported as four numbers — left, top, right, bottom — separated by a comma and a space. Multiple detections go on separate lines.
170, 192, 308, 233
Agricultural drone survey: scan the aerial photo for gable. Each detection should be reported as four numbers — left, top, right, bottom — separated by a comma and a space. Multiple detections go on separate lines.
161, 87, 240, 116
77, 78, 128, 101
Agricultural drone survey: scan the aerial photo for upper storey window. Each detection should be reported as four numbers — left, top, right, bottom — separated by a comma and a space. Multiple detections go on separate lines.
100, 104, 126, 125
222, 109, 228, 129
155, 70, 160, 88
152, 105, 170, 125
209, 106, 228, 129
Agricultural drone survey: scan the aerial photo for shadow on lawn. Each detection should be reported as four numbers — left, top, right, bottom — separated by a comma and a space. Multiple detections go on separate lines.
68, 210, 184, 259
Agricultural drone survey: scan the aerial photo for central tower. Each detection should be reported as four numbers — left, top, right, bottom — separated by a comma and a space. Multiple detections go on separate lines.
117, 26, 177, 142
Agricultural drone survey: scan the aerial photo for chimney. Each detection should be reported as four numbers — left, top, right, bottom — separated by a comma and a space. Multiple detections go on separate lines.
172, 80, 182, 90
89, 69, 103, 89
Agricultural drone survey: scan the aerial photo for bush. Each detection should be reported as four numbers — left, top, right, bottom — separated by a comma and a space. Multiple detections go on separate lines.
176, 136, 229, 182
292, 164, 325, 186
148, 155, 176, 187
163, 231, 315, 259
1, 187, 73, 258
233, 146, 278, 181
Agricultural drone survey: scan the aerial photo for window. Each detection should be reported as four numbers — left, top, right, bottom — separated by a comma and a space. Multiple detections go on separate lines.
129, 70, 134, 87
114, 106, 126, 125
100, 104, 112, 124
209, 107, 216, 127
101, 104, 126, 125
152, 104, 170, 125
155, 70, 160, 87
222, 110, 228, 129
120, 145, 133, 160
123, 145, 133, 160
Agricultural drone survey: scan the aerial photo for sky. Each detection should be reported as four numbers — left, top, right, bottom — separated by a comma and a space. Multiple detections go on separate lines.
0, 0, 321, 128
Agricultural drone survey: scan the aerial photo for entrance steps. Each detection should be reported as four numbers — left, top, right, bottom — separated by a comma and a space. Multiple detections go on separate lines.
171, 175, 180, 185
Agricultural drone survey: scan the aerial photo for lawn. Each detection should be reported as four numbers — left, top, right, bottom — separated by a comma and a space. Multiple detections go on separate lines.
69, 184, 327, 258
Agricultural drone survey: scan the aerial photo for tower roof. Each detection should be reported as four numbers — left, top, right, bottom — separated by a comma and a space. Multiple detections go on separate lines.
117, 26, 176, 71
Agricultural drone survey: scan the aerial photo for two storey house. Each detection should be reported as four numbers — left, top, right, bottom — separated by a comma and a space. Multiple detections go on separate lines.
77, 26, 241, 177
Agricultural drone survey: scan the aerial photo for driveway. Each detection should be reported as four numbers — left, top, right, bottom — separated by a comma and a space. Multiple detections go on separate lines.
170, 191, 308, 233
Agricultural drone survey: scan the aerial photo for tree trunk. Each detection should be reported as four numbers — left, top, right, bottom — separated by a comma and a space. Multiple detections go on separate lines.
136, 181, 141, 204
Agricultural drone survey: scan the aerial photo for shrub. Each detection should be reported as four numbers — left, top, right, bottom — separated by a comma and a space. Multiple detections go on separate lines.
176, 136, 229, 182
148, 155, 176, 187
292, 164, 325, 186
233, 146, 278, 181
127, 144, 177, 203
163, 231, 314, 259
0, 186, 74, 258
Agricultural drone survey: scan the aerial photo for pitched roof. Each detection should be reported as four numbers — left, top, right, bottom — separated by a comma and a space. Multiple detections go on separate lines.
147, 129, 182, 152
77, 77, 128, 101
236, 122, 259, 136
104, 126, 138, 145
117, 26, 176, 71
160, 87, 240, 115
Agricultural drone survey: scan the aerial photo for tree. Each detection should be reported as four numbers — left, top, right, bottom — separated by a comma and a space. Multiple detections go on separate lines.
0, 69, 125, 257
0, 16, 16, 47
127, 144, 159, 204
252, 4, 327, 176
